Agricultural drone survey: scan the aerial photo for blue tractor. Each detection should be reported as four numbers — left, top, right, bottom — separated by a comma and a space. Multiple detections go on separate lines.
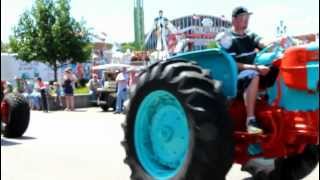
122, 42, 319, 180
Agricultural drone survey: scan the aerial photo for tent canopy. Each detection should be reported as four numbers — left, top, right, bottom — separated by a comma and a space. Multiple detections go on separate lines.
92, 63, 144, 72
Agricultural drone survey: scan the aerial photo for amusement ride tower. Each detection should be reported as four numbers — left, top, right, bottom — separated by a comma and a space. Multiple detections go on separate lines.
134, 0, 145, 47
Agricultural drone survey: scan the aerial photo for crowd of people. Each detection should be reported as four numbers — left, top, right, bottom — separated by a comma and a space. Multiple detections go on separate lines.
1, 66, 137, 113
1, 67, 77, 112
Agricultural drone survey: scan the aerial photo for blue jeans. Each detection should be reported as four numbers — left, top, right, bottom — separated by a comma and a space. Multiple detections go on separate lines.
115, 88, 127, 112
89, 90, 98, 101
30, 94, 41, 110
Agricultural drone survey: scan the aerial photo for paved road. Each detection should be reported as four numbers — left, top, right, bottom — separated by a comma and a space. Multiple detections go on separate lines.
1, 108, 318, 180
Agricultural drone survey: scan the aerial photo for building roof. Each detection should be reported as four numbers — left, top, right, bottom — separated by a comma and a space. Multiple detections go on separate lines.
171, 14, 231, 24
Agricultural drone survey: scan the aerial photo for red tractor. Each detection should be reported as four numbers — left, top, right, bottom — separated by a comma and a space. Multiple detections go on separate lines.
122, 42, 319, 180
1, 80, 30, 138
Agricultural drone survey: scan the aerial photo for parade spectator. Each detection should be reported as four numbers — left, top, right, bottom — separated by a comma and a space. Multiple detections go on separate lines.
114, 67, 129, 114
63, 67, 77, 111
29, 79, 41, 110
22, 79, 34, 108
87, 73, 102, 102
48, 81, 56, 96
76, 63, 84, 79
14, 76, 27, 93
35, 77, 48, 112
53, 82, 63, 107
128, 68, 138, 87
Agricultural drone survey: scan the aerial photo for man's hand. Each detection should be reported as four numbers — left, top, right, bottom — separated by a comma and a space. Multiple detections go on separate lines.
257, 65, 270, 76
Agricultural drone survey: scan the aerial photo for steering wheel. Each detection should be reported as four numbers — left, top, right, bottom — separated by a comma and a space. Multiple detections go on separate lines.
254, 42, 283, 66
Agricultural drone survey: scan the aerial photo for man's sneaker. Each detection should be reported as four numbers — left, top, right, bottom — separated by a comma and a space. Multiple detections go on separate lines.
241, 158, 275, 174
247, 118, 263, 134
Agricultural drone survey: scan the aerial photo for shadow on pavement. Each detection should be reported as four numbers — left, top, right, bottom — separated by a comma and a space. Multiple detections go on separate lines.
10, 136, 37, 140
71, 109, 88, 112
97, 110, 115, 113
1, 136, 37, 146
1, 138, 21, 146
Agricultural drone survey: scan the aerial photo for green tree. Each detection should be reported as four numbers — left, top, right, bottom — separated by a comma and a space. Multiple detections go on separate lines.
10, 0, 92, 81
8, 36, 19, 53
1, 41, 10, 52
120, 41, 142, 52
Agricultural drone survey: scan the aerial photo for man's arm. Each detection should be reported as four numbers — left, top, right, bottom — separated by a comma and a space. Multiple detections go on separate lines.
257, 35, 283, 50
250, 32, 274, 50
237, 62, 270, 76
257, 37, 275, 50
237, 63, 258, 71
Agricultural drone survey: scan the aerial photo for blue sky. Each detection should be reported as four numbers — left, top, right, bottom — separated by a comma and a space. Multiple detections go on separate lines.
1, 0, 319, 43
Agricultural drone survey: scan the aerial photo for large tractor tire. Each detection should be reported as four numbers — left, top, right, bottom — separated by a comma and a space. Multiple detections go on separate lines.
243, 145, 319, 180
1, 93, 30, 138
122, 60, 234, 180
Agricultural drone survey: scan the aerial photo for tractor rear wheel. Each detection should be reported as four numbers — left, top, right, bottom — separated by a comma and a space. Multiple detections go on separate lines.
122, 60, 234, 180
243, 145, 319, 180
2, 93, 30, 138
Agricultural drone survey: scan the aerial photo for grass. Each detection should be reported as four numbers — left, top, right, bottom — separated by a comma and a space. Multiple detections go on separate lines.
74, 86, 89, 94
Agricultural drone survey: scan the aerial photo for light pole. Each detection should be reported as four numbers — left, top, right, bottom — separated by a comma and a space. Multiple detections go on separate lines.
276, 20, 287, 38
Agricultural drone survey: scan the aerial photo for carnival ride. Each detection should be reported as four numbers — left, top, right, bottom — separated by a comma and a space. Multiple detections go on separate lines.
144, 15, 224, 60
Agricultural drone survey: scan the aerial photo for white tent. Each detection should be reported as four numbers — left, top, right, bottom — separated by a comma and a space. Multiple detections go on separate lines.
92, 63, 145, 73
91, 63, 132, 71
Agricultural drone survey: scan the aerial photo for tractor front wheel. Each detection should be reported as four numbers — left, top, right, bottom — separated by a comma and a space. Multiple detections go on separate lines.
122, 60, 234, 180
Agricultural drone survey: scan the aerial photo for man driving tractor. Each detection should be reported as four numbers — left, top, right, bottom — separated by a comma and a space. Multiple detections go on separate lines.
217, 6, 277, 135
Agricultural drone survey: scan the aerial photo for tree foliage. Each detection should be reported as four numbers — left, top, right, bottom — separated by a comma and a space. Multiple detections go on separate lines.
120, 41, 142, 52
1, 41, 10, 52
9, 0, 92, 81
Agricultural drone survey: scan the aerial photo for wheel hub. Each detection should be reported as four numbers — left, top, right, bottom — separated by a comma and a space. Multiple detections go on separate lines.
160, 126, 173, 142
134, 90, 190, 179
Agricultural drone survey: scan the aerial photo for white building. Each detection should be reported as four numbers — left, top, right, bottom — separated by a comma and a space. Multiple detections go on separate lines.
1, 53, 56, 82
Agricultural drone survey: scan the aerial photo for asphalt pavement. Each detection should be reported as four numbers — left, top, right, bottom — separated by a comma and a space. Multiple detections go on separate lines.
1, 107, 319, 180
